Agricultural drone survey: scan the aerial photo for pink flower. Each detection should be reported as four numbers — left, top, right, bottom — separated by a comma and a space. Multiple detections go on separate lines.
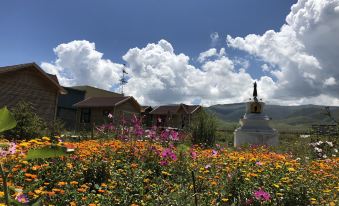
108, 113, 113, 119
254, 188, 270, 201
212, 149, 218, 156
256, 161, 263, 166
190, 150, 197, 159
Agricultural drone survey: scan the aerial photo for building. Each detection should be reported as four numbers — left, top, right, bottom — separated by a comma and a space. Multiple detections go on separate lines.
0, 63, 66, 121
57, 87, 86, 130
57, 85, 122, 130
71, 85, 123, 98
141, 106, 153, 127
73, 96, 142, 130
150, 104, 202, 129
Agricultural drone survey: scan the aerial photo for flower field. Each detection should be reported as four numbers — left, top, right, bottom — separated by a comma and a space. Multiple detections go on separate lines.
0, 137, 338, 205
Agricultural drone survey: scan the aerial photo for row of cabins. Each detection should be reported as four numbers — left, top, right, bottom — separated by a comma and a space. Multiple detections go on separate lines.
0, 63, 202, 131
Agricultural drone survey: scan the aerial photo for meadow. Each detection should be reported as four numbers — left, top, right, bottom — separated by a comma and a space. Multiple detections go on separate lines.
0, 126, 338, 205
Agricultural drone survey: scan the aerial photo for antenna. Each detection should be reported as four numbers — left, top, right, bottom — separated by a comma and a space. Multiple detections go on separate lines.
120, 64, 128, 95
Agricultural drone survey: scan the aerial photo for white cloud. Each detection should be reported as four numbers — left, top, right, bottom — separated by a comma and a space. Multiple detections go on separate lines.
261, 64, 270, 72
197, 48, 226, 63
227, 0, 339, 104
41, 40, 122, 90
122, 39, 275, 106
210, 32, 219, 47
324, 77, 336, 86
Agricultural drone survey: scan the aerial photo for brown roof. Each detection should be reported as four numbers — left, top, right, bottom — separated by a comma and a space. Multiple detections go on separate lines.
0, 62, 66, 94
150, 104, 201, 115
184, 105, 201, 114
73, 96, 141, 109
150, 104, 187, 115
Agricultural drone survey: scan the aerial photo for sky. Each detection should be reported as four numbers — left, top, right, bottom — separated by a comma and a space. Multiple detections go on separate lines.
1, 0, 339, 106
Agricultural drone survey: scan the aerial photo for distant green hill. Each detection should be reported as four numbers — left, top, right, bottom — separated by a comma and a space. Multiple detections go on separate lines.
207, 103, 339, 131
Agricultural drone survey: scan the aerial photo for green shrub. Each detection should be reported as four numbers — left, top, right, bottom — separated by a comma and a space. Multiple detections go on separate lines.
190, 109, 217, 147
4, 101, 44, 140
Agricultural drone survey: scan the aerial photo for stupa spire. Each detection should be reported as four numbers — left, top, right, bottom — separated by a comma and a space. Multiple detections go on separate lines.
253, 82, 258, 102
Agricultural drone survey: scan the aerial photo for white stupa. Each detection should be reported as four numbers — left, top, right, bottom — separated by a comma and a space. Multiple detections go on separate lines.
234, 82, 279, 147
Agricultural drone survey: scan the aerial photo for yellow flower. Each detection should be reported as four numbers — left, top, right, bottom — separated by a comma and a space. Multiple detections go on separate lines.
42, 137, 50, 141
0, 191, 4, 197
143, 178, 150, 183
222, 198, 229, 202
34, 189, 42, 194
273, 184, 280, 188
161, 171, 171, 176
288, 167, 296, 172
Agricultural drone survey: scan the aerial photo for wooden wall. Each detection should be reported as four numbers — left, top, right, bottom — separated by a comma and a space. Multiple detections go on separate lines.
0, 68, 58, 122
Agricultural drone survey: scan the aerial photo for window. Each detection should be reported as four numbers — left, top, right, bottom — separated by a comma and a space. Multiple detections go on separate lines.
81, 108, 91, 123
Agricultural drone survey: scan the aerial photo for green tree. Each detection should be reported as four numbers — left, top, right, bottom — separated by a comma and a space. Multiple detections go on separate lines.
190, 109, 217, 147
4, 101, 44, 140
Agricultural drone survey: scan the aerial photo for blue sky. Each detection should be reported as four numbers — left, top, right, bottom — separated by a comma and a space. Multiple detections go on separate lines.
1, 0, 294, 75
1, 0, 339, 106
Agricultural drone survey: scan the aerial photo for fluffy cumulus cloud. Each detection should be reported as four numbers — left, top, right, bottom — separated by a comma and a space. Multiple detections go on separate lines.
41, 40, 122, 90
227, 0, 339, 104
122, 40, 268, 105
42, 39, 270, 106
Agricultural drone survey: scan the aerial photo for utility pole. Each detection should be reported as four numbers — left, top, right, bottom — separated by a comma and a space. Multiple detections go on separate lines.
120, 64, 128, 96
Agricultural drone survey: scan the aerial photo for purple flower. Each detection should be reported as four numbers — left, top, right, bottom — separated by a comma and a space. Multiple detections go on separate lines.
190, 150, 197, 159
254, 188, 270, 201
256, 161, 263, 166
0, 142, 16, 157
16, 193, 29, 203
212, 149, 218, 156
160, 160, 168, 166
160, 147, 177, 165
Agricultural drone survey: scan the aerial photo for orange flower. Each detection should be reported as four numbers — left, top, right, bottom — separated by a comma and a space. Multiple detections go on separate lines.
70, 181, 78, 185
131, 163, 138, 169
57, 182, 67, 186
77, 188, 86, 193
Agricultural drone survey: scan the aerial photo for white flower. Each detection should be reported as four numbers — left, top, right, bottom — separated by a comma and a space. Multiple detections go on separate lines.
314, 147, 322, 153
326, 141, 333, 147
334, 149, 338, 153
323, 154, 327, 158
316, 141, 323, 146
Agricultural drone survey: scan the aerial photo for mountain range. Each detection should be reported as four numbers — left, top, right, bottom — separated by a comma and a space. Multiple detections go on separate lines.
207, 103, 339, 131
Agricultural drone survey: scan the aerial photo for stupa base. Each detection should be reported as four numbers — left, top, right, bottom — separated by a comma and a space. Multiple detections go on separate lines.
234, 129, 279, 147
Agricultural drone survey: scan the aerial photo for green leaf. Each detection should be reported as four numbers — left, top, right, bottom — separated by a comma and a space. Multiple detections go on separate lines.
26, 145, 69, 160
0, 106, 17, 133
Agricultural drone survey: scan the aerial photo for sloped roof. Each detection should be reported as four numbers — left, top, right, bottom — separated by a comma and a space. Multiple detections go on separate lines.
184, 105, 201, 114
71, 85, 123, 97
141, 106, 153, 113
150, 104, 201, 115
150, 104, 187, 115
0, 62, 66, 94
73, 96, 141, 110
